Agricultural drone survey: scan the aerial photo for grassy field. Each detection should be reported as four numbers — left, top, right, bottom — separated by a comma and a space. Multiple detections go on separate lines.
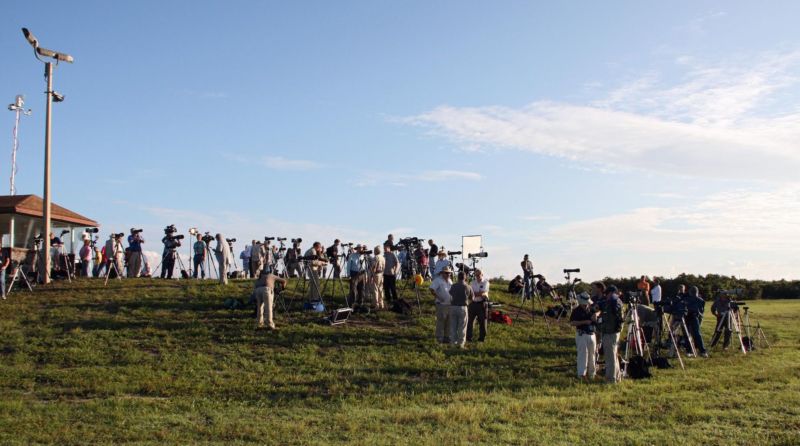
0, 277, 798, 445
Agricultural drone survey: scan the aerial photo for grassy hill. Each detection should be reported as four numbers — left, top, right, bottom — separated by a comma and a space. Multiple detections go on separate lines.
0, 278, 798, 445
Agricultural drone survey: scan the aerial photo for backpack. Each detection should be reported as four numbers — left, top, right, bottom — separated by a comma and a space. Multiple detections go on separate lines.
625, 355, 651, 379
489, 310, 512, 325
391, 298, 414, 315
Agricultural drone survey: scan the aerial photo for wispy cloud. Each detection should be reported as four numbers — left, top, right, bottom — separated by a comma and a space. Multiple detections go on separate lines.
223, 152, 323, 171
402, 50, 800, 183
520, 215, 560, 222
353, 169, 482, 187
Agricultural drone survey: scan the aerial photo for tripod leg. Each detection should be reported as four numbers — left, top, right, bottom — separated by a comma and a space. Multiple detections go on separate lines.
666, 322, 685, 371
681, 318, 697, 357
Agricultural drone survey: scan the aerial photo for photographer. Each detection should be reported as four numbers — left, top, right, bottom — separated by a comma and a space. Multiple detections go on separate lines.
92, 242, 105, 277
521, 254, 534, 298
597, 284, 623, 384
383, 234, 394, 251
192, 233, 206, 279
685, 286, 708, 357
369, 246, 386, 309
710, 292, 733, 350
508, 275, 524, 294
127, 228, 145, 278
347, 245, 366, 307
326, 239, 342, 278
285, 240, 302, 278
105, 233, 125, 278
303, 242, 327, 302
79, 239, 92, 277
570, 292, 598, 382
249, 241, 263, 277
383, 244, 400, 303
160, 227, 182, 279
240, 242, 251, 279
253, 268, 287, 330
427, 239, 438, 278
666, 285, 689, 357
467, 268, 490, 343
433, 250, 451, 275
214, 234, 231, 285
429, 267, 453, 344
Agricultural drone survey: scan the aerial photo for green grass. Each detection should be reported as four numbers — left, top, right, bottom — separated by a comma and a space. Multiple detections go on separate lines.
0, 278, 798, 445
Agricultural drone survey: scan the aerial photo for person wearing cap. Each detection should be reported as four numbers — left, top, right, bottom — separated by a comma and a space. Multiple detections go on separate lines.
449, 271, 474, 348
429, 266, 453, 343
433, 250, 451, 276
347, 245, 366, 307
597, 283, 623, 383
570, 292, 599, 381
214, 234, 231, 285
127, 228, 145, 278
521, 254, 534, 299
383, 244, 400, 304
467, 268, 490, 342
369, 246, 386, 309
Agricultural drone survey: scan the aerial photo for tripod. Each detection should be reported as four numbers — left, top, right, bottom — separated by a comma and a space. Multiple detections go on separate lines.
741, 306, 770, 350
203, 244, 219, 280
320, 257, 347, 303
514, 276, 552, 333
153, 249, 188, 279
665, 313, 698, 358
710, 307, 747, 354
104, 242, 125, 286
622, 303, 651, 363
7, 262, 34, 296
397, 256, 422, 314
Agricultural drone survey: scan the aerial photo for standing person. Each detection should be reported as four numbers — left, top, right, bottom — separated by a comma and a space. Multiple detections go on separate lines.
192, 234, 206, 279
248, 240, 260, 277
637, 276, 652, 305
710, 292, 733, 350
383, 234, 395, 251
78, 239, 92, 277
427, 239, 438, 279
240, 243, 251, 279
448, 271, 474, 348
347, 245, 366, 307
127, 229, 145, 278
667, 285, 689, 356
285, 240, 302, 278
326, 239, 342, 278
92, 241, 105, 277
433, 250, 450, 275
597, 284, 623, 384
570, 292, 598, 382
467, 268, 490, 343
521, 254, 534, 299
383, 244, 400, 304
0, 240, 10, 299
370, 246, 386, 309
685, 286, 708, 357
160, 230, 181, 279
429, 267, 453, 344
214, 234, 231, 285
651, 278, 662, 305
253, 268, 287, 330
304, 242, 327, 302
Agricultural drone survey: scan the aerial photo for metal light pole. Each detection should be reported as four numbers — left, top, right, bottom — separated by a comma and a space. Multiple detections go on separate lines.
7, 95, 32, 248
21, 28, 73, 284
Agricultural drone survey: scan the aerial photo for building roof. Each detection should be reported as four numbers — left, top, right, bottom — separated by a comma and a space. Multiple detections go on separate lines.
0, 194, 99, 227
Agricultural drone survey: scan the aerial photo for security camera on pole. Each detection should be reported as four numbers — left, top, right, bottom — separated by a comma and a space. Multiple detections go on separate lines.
20, 28, 73, 284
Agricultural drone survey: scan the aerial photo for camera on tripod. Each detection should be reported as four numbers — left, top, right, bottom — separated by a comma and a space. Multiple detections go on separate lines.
112, 232, 124, 239
397, 237, 421, 248
455, 262, 471, 273
226, 238, 236, 244
277, 237, 287, 242
448, 250, 462, 256
132, 228, 144, 235
622, 291, 641, 305
291, 238, 302, 244
201, 232, 214, 244
468, 252, 488, 258
563, 268, 580, 274
164, 224, 177, 234
85, 227, 99, 234
265, 236, 275, 242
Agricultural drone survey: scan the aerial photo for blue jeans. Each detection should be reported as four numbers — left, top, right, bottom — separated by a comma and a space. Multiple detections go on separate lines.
686, 314, 707, 354
1, 268, 6, 297
193, 255, 205, 278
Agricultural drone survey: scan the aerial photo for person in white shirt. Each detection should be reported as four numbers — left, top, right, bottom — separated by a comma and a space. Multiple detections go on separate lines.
240, 244, 251, 278
433, 250, 451, 275
429, 267, 453, 343
468, 268, 490, 342
651, 278, 662, 305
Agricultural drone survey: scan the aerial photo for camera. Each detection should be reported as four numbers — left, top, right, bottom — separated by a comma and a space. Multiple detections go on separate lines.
448, 250, 462, 256
563, 268, 580, 273
86, 227, 99, 234
455, 262, 471, 273
172, 234, 185, 240
291, 238, 302, 244
132, 228, 144, 234
468, 252, 488, 258
226, 238, 236, 244
164, 224, 177, 234
622, 291, 641, 305
265, 237, 275, 242
112, 232, 124, 238
277, 237, 287, 242
298, 254, 318, 261
201, 232, 215, 244
343, 242, 353, 247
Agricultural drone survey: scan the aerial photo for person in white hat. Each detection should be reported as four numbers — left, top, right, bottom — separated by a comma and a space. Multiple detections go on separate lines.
433, 250, 451, 276
570, 291, 599, 382
429, 266, 453, 343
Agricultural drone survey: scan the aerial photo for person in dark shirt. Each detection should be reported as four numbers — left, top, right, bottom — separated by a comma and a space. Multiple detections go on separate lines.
685, 286, 708, 357
448, 272, 474, 348
710, 293, 733, 349
598, 285, 623, 383
427, 239, 438, 278
508, 275, 524, 294
570, 292, 598, 381
666, 285, 689, 357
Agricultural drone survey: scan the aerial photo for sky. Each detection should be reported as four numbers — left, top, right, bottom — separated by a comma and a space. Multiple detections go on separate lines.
2, 1, 799, 281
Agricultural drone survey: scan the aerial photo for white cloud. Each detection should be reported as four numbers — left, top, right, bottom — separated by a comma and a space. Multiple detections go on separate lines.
403, 50, 800, 183
260, 156, 322, 171
353, 169, 482, 187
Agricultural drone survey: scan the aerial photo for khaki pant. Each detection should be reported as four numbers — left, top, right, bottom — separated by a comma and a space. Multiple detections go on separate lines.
371, 273, 385, 309
128, 252, 143, 278
576, 332, 597, 378
602, 332, 620, 383
435, 304, 450, 343
449, 305, 468, 347
255, 286, 275, 328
